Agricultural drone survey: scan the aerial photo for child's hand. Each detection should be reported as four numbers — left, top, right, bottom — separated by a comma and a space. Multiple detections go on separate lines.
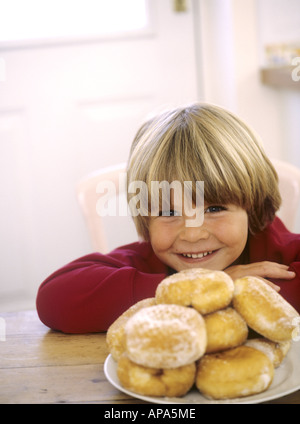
225, 261, 296, 292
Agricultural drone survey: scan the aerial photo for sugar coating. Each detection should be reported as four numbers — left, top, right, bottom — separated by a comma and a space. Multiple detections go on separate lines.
245, 338, 291, 368
155, 268, 234, 315
125, 304, 207, 369
196, 346, 274, 400
161, 268, 233, 286
117, 354, 196, 397
233, 276, 299, 342
106, 297, 156, 361
107, 270, 297, 400
245, 339, 276, 364
204, 307, 248, 353
239, 371, 272, 396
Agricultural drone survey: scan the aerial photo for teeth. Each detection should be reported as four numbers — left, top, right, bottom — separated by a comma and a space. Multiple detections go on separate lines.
182, 251, 212, 259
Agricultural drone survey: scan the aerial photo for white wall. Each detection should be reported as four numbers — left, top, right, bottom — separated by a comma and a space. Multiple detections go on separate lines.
257, 0, 300, 170
197, 0, 284, 159
197, 0, 300, 162
0, 1, 199, 311
257, 0, 300, 54
1, 0, 300, 311
256, 0, 300, 231
196, 0, 300, 232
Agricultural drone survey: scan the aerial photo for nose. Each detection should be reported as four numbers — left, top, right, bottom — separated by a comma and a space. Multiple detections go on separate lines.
179, 221, 210, 243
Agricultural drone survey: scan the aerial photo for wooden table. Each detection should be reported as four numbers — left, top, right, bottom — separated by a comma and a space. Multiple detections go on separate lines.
0, 310, 299, 404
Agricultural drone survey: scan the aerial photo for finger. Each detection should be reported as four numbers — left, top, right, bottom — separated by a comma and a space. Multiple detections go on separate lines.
252, 276, 281, 292
260, 278, 281, 292
267, 268, 295, 280
256, 262, 295, 280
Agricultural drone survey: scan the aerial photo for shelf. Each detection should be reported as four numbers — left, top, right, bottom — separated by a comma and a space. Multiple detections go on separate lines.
260, 66, 300, 90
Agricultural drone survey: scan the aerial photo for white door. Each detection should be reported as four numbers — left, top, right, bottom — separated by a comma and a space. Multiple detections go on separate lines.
0, 0, 199, 310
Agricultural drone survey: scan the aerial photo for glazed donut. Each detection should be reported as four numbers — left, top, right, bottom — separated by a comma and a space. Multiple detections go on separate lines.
125, 304, 207, 369
106, 298, 156, 361
233, 276, 299, 342
245, 338, 291, 368
117, 354, 196, 397
155, 268, 234, 315
196, 346, 274, 400
204, 307, 248, 353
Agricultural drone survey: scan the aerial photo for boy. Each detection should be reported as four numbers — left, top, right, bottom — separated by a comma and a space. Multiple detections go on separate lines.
36, 103, 300, 333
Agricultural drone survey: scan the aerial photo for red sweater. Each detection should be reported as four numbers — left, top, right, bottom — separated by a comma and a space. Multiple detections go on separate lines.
36, 217, 300, 333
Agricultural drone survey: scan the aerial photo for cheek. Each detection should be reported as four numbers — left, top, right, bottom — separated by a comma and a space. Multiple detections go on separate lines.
230, 227, 248, 250
226, 214, 248, 249
214, 213, 248, 249
149, 221, 176, 252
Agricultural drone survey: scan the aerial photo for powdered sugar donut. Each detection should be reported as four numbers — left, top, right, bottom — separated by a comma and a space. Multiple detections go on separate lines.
196, 345, 274, 400
204, 307, 248, 353
155, 268, 234, 314
125, 304, 207, 369
117, 354, 196, 397
245, 338, 291, 368
106, 297, 156, 361
233, 276, 299, 342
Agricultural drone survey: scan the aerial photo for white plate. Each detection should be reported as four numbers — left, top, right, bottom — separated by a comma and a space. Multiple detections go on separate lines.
104, 341, 300, 404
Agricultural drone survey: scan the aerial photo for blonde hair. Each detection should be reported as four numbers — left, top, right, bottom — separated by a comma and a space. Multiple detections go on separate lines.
127, 103, 281, 241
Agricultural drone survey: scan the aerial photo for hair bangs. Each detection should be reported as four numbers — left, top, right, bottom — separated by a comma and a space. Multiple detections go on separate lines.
127, 102, 282, 240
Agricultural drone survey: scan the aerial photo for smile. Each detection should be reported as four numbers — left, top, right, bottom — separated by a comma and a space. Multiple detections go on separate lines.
181, 251, 213, 259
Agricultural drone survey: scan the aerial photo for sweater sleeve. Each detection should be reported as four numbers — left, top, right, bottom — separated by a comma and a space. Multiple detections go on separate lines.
36, 242, 168, 333
248, 217, 300, 313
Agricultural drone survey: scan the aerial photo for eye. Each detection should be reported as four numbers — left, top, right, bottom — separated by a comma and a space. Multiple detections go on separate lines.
205, 205, 227, 214
159, 209, 181, 217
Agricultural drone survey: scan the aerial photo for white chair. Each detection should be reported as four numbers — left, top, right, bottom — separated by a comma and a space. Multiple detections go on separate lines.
77, 162, 138, 253
77, 160, 300, 253
271, 159, 300, 232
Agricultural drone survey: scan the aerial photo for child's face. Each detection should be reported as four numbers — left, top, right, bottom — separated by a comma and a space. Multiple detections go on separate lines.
148, 203, 248, 272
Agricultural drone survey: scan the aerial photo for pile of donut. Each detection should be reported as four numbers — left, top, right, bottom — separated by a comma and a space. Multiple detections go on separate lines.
106, 268, 299, 400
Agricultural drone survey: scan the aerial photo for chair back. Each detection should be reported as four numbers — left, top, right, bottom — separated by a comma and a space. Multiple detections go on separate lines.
272, 159, 300, 232
77, 162, 137, 253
